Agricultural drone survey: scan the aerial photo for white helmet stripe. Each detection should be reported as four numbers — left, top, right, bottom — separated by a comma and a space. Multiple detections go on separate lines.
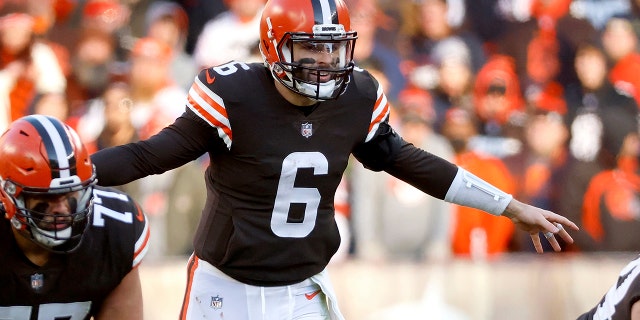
313, 0, 339, 25
29, 115, 72, 179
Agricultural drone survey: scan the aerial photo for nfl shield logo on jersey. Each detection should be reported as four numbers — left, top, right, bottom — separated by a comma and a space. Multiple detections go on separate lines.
210, 295, 223, 310
301, 122, 313, 138
31, 273, 44, 291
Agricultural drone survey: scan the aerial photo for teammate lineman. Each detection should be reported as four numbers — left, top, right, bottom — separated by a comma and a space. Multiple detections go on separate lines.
0, 115, 150, 320
90, 0, 578, 318
577, 254, 640, 319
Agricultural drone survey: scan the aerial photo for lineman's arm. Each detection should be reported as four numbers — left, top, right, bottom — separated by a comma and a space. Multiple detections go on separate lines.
96, 267, 143, 320
633, 300, 640, 320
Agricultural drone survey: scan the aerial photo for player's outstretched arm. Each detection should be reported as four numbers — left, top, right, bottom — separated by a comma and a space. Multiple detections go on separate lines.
501, 199, 579, 253
96, 267, 143, 320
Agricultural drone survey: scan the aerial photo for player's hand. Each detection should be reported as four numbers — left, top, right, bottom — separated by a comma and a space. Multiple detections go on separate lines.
501, 199, 579, 253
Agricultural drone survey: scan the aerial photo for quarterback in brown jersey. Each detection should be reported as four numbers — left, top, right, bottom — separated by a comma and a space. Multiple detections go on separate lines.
0, 115, 150, 320
90, 0, 578, 318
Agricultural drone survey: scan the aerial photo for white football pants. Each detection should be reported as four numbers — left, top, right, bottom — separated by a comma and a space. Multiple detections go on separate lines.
180, 254, 345, 320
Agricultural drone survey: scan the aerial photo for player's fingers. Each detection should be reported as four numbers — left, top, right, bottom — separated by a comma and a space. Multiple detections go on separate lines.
530, 232, 544, 254
543, 231, 561, 252
547, 214, 579, 231
554, 222, 574, 244
538, 217, 560, 235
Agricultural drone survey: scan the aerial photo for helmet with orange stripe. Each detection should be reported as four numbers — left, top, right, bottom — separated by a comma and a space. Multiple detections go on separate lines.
0, 115, 96, 253
259, 0, 357, 100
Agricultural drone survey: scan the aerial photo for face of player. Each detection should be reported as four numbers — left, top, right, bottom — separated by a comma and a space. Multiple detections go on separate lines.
291, 41, 350, 83
23, 191, 82, 232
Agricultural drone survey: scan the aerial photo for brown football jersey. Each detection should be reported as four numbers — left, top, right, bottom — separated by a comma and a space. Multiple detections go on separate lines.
91, 62, 457, 286
0, 186, 149, 319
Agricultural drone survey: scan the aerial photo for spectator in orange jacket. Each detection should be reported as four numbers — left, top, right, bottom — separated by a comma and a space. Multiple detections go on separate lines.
581, 108, 640, 251
442, 107, 517, 258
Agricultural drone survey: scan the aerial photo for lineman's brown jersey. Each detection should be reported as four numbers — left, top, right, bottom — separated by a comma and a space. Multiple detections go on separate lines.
578, 255, 640, 320
0, 186, 150, 319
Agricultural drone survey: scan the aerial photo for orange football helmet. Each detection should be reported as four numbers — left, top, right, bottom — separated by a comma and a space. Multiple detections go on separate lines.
0, 115, 96, 253
259, 0, 357, 100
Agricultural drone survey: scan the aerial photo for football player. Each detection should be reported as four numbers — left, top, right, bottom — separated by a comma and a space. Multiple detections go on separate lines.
0, 115, 150, 320
577, 254, 640, 319
90, 0, 578, 318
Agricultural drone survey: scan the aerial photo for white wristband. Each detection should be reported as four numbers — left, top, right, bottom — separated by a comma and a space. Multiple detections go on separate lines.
444, 167, 513, 216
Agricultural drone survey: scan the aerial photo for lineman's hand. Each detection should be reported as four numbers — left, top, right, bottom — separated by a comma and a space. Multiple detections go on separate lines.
501, 199, 579, 253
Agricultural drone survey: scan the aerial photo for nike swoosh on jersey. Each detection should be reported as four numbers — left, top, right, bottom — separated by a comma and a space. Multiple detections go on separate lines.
133, 210, 150, 268
304, 290, 322, 300
134, 202, 145, 222
206, 69, 216, 84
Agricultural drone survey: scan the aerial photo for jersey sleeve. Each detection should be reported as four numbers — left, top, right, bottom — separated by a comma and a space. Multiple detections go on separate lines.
578, 255, 640, 319
131, 199, 150, 268
352, 122, 457, 200
386, 141, 458, 200
350, 70, 396, 170
364, 83, 391, 143
186, 67, 232, 150
91, 109, 225, 186
91, 187, 152, 272
350, 69, 458, 200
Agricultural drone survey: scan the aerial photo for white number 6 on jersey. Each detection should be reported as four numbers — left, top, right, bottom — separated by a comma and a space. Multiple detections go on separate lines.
271, 152, 328, 238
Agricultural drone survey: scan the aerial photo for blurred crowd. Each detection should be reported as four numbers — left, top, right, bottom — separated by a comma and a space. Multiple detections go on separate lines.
3, 0, 640, 262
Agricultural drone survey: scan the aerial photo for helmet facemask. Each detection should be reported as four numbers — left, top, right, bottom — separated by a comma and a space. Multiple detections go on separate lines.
270, 23, 357, 100
6, 175, 96, 254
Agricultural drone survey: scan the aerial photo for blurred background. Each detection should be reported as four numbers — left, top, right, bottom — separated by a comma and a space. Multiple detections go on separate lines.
4, 0, 640, 318
140, 252, 637, 320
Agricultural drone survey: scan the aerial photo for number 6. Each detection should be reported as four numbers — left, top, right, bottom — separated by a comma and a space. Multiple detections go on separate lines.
270, 152, 328, 238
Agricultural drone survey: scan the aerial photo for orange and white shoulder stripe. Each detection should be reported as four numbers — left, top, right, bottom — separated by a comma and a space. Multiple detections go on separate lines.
365, 84, 390, 142
186, 76, 232, 149
132, 207, 150, 268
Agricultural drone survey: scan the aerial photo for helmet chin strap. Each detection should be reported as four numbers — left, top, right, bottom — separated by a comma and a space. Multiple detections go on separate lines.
295, 79, 337, 100
12, 211, 73, 249
11, 221, 76, 260
32, 226, 71, 247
